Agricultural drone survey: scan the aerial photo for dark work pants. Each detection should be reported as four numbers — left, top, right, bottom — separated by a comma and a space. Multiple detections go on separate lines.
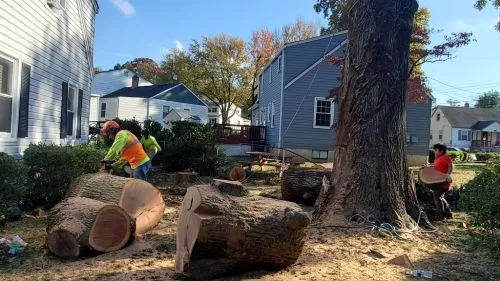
427, 184, 452, 213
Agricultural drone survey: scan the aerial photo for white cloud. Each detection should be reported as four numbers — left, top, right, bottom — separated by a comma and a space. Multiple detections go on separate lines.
454, 20, 471, 30
173, 40, 184, 51
161, 47, 170, 55
110, 0, 135, 16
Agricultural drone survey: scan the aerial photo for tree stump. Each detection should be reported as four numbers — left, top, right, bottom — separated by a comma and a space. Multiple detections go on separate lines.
281, 168, 332, 206
67, 173, 165, 234
46, 197, 135, 257
224, 165, 246, 182
175, 183, 310, 280
175, 172, 199, 186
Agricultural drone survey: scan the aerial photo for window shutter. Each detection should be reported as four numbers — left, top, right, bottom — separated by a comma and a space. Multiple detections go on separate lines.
60, 82, 68, 138
17, 63, 31, 138
458, 130, 461, 140
468, 131, 472, 141
76, 89, 83, 138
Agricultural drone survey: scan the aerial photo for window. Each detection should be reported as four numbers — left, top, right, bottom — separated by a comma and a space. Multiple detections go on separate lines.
438, 130, 443, 140
0, 56, 14, 133
66, 85, 77, 136
208, 107, 217, 114
162, 105, 170, 118
269, 68, 272, 83
267, 103, 271, 122
271, 101, 275, 128
437, 113, 441, 121
458, 130, 471, 141
209, 117, 217, 125
277, 56, 281, 73
312, 150, 328, 160
430, 133, 433, 140
314, 98, 334, 128
100, 103, 107, 118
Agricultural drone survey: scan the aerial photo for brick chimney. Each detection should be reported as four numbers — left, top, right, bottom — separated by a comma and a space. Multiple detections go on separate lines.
464, 102, 470, 108
131, 74, 139, 88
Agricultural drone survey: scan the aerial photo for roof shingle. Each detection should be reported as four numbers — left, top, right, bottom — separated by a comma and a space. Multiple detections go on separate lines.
438, 106, 500, 128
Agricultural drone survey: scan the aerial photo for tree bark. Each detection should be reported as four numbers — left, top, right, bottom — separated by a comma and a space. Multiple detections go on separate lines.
175, 184, 310, 280
281, 168, 332, 206
46, 197, 134, 257
67, 173, 165, 234
314, 0, 421, 229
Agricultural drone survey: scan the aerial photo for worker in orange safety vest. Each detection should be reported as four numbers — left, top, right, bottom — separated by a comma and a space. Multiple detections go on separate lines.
100, 120, 152, 180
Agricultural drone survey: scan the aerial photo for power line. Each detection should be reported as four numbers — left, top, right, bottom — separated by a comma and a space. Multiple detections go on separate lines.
427, 76, 483, 95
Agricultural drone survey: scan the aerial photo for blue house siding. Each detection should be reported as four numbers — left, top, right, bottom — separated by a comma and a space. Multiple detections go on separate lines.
284, 32, 347, 85
281, 49, 343, 150
258, 53, 283, 148
406, 102, 432, 156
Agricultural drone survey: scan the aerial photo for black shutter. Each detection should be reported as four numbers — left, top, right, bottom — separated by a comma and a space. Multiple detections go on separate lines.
60, 82, 68, 138
17, 63, 31, 138
76, 89, 83, 138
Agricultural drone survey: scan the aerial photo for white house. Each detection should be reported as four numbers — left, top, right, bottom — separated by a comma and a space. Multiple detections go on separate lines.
207, 103, 250, 125
164, 109, 202, 129
99, 82, 208, 127
431, 106, 500, 150
90, 69, 152, 121
0, 0, 99, 156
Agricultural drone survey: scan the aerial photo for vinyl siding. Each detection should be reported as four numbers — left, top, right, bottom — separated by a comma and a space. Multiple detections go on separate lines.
117, 97, 148, 121
406, 102, 433, 156
149, 99, 208, 127
258, 53, 283, 147
98, 97, 119, 121
0, 0, 97, 156
281, 49, 343, 150
430, 108, 453, 146
89, 95, 98, 121
284, 33, 347, 85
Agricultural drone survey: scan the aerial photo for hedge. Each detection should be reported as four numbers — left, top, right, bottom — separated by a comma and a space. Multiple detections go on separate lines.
0, 153, 26, 213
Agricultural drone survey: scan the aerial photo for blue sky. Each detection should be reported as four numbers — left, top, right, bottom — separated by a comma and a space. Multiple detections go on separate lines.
94, 0, 500, 105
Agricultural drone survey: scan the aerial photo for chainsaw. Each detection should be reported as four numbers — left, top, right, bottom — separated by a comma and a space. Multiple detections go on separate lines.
100, 160, 131, 176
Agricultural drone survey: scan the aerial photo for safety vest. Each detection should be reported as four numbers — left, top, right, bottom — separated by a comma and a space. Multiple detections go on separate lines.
120, 130, 149, 169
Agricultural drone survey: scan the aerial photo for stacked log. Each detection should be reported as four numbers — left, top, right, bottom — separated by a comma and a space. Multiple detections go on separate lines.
67, 173, 165, 234
281, 168, 332, 206
175, 179, 310, 280
46, 197, 134, 257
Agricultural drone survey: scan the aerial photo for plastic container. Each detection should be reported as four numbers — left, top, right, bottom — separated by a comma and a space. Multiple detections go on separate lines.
410, 269, 433, 278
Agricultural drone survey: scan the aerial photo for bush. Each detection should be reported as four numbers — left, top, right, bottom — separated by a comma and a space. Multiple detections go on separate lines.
0, 153, 26, 212
462, 164, 500, 229
475, 153, 500, 162
163, 121, 226, 176
114, 118, 142, 139
23, 144, 107, 207
448, 151, 464, 162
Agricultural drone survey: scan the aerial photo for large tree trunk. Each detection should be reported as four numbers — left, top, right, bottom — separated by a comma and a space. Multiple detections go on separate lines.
314, 0, 421, 229
46, 197, 134, 257
175, 181, 310, 280
281, 168, 332, 206
67, 173, 165, 234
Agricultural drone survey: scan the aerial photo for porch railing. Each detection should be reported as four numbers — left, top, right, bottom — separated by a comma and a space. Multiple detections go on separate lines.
212, 124, 266, 145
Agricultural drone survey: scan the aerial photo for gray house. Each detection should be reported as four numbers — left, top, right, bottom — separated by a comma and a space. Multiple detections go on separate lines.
250, 31, 433, 165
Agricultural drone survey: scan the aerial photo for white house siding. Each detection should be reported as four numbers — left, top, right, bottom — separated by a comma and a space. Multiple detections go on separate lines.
208, 104, 250, 125
98, 97, 119, 121
0, 0, 97, 156
117, 97, 148, 121
150, 99, 208, 127
451, 128, 472, 148
430, 108, 453, 147
89, 95, 99, 121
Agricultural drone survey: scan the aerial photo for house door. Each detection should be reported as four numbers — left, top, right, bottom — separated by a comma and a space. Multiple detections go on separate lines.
482, 131, 490, 147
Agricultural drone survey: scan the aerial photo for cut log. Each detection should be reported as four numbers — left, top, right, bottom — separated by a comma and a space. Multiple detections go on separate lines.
419, 167, 449, 184
175, 184, 310, 280
281, 168, 332, 206
67, 173, 165, 234
211, 179, 248, 196
224, 165, 246, 182
46, 197, 134, 257
175, 172, 199, 186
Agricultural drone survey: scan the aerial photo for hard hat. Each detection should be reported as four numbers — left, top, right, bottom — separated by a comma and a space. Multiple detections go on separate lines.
101, 120, 120, 136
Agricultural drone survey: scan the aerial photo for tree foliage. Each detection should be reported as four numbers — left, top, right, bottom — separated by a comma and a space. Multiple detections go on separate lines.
474, 0, 500, 31
122, 58, 163, 83
476, 90, 500, 108
281, 18, 318, 44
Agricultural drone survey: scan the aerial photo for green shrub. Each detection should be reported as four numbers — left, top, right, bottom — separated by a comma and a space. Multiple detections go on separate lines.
114, 118, 142, 139
448, 151, 464, 162
163, 121, 226, 176
462, 164, 500, 229
475, 153, 500, 162
0, 153, 26, 212
23, 144, 107, 207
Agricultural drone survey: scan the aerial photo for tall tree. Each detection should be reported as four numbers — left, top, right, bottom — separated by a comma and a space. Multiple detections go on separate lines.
190, 35, 251, 124
314, 0, 421, 228
123, 58, 163, 83
160, 48, 197, 86
93, 66, 103, 75
474, 0, 500, 31
314, 0, 351, 34
476, 90, 500, 108
281, 18, 318, 44
248, 28, 281, 98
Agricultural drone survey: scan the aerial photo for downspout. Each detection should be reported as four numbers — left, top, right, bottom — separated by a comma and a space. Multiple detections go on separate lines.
278, 49, 285, 149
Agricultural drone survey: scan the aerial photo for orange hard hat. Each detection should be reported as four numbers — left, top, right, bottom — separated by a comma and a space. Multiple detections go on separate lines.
101, 120, 120, 136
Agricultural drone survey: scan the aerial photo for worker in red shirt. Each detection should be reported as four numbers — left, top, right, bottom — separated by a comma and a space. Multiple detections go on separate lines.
426, 144, 453, 218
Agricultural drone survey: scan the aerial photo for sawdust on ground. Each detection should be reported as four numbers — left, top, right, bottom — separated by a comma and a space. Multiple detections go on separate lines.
1, 177, 499, 281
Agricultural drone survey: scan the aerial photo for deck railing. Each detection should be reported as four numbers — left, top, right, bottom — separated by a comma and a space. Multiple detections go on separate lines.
212, 124, 266, 145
